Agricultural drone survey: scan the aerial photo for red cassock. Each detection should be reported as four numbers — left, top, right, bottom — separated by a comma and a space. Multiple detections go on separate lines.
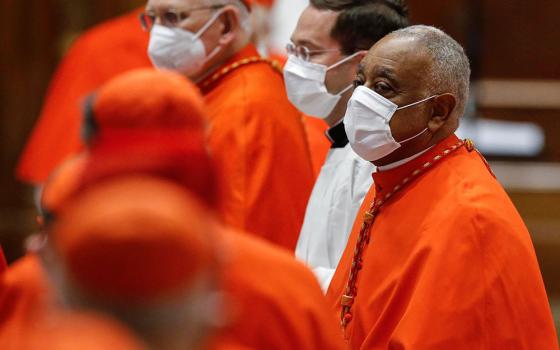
200, 44, 314, 250
16, 8, 150, 184
0, 228, 344, 350
0, 254, 55, 349
217, 227, 344, 349
0, 248, 6, 274
327, 135, 559, 349
2, 138, 342, 350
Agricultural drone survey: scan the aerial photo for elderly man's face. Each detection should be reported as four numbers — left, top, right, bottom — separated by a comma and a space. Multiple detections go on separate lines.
146, 0, 225, 53
357, 35, 434, 143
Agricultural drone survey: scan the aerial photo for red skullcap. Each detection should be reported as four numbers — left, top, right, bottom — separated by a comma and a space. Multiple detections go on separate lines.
52, 176, 216, 304
91, 68, 206, 132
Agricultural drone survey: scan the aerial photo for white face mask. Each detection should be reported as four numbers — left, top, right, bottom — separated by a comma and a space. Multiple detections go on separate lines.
344, 85, 436, 161
148, 10, 223, 78
283, 52, 360, 119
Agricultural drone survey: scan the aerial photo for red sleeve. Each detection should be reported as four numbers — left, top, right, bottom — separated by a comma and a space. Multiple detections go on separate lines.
16, 9, 150, 184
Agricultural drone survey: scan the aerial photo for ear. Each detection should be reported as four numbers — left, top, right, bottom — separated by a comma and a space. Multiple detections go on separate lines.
217, 6, 239, 46
345, 51, 367, 80
428, 93, 456, 132
81, 93, 98, 144
347, 50, 368, 68
25, 232, 47, 253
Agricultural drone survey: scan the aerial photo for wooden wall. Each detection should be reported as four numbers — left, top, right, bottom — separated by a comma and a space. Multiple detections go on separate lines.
1, 0, 61, 263
0, 0, 144, 262
408, 0, 560, 79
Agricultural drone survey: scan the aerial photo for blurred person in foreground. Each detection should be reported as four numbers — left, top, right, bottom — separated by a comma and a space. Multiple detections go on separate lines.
44, 176, 225, 350
286, 0, 408, 291
326, 25, 559, 349
78, 68, 343, 349
1, 69, 343, 350
0, 156, 150, 349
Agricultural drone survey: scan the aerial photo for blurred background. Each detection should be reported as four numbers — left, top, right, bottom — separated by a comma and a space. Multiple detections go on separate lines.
1, 0, 559, 334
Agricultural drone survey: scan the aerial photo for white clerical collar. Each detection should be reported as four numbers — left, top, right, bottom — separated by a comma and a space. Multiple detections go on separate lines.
376, 145, 435, 171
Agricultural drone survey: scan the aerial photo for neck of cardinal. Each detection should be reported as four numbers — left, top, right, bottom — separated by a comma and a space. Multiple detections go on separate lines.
376, 146, 434, 171
196, 42, 259, 92
371, 134, 461, 199
193, 48, 235, 84
325, 86, 354, 127
195, 34, 251, 81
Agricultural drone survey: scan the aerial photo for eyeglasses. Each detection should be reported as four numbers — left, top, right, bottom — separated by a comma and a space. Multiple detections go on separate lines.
286, 42, 341, 62
139, 4, 226, 31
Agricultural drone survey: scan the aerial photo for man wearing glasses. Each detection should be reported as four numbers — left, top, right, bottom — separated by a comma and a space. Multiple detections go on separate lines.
141, 0, 314, 250
287, 0, 409, 291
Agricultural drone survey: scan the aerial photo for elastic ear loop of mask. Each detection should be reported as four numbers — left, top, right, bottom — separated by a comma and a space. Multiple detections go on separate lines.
397, 127, 429, 144
194, 8, 227, 39
394, 95, 438, 144
326, 51, 362, 71
326, 51, 363, 96
194, 9, 228, 64
396, 95, 438, 110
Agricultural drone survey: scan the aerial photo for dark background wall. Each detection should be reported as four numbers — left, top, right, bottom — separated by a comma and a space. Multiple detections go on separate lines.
0, 0, 145, 263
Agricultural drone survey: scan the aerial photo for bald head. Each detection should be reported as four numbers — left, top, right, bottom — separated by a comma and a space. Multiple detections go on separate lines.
386, 25, 471, 118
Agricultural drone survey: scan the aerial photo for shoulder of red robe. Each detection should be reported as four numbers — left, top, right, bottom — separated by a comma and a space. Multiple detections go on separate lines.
241, 0, 253, 10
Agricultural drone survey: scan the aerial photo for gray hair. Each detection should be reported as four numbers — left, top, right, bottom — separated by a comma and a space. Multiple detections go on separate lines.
210, 0, 252, 34
389, 25, 471, 117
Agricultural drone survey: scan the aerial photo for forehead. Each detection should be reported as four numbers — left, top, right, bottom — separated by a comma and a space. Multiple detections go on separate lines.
362, 35, 431, 84
291, 5, 339, 49
146, 0, 208, 10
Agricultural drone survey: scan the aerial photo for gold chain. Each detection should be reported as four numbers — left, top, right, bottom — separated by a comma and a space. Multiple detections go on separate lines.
200, 56, 283, 89
340, 139, 473, 329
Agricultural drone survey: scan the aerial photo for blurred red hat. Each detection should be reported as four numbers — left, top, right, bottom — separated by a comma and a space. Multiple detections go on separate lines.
51, 176, 216, 304
89, 68, 206, 133
40, 154, 88, 222
81, 129, 218, 207
80, 68, 218, 207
